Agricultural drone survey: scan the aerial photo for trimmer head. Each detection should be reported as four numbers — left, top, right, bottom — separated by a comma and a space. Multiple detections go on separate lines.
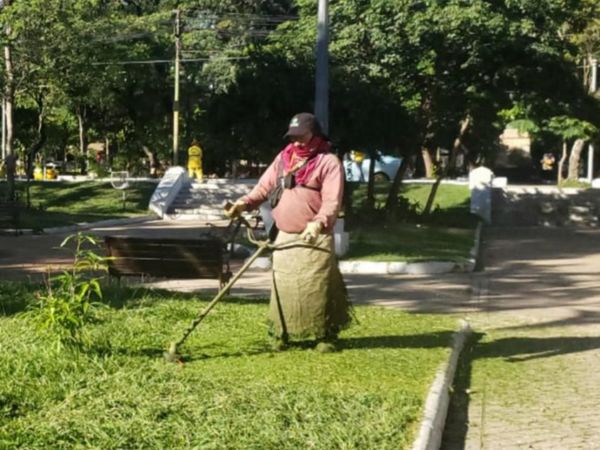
161, 216, 270, 363
163, 342, 182, 363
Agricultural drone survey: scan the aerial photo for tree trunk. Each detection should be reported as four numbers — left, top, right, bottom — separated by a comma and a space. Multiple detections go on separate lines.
105, 137, 111, 167
3, 3, 16, 201
365, 151, 377, 210
421, 147, 435, 178
384, 156, 410, 216
558, 141, 568, 184
586, 53, 596, 94
25, 97, 46, 208
567, 138, 585, 181
423, 116, 471, 215
142, 145, 158, 177
77, 108, 87, 173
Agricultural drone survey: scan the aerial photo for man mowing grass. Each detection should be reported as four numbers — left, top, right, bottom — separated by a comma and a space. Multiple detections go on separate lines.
226, 113, 351, 352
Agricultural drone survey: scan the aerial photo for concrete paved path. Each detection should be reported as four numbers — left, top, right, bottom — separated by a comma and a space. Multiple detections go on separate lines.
443, 226, 600, 449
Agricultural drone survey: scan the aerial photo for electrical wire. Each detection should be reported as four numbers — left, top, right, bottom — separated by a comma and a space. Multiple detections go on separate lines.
90, 56, 249, 66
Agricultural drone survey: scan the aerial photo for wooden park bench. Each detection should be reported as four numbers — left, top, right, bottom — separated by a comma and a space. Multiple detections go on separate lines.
104, 236, 231, 288
0, 200, 22, 236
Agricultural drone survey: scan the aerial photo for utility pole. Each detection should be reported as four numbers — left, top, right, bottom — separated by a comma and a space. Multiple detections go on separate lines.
588, 58, 597, 182
314, 0, 329, 135
172, 8, 181, 166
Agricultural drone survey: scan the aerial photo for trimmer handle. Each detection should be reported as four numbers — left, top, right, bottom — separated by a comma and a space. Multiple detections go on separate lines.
224, 201, 253, 229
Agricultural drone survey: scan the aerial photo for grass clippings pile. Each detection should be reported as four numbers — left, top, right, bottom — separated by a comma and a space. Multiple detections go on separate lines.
0, 285, 456, 449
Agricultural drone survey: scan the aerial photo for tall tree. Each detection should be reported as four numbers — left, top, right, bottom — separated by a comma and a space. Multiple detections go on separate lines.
1, 0, 15, 200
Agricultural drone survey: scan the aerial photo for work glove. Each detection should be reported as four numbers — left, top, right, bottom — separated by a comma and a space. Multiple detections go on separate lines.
224, 199, 247, 219
300, 221, 322, 244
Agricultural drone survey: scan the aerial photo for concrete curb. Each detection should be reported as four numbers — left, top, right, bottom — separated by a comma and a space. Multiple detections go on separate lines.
412, 320, 472, 450
338, 260, 458, 275
0, 215, 157, 236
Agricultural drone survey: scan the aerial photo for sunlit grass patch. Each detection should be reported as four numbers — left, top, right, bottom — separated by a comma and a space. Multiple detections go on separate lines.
0, 180, 156, 229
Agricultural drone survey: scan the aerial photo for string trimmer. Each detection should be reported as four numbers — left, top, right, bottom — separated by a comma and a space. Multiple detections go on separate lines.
163, 214, 268, 362
163, 213, 316, 363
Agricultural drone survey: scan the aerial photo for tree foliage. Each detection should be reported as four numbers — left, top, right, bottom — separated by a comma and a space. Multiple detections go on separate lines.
0, 0, 599, 187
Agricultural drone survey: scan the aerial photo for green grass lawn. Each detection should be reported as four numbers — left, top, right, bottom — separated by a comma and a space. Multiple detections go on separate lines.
345, 222, 475, 262
0, 180, 156, 229
349, 182, 476, 228
0, 283, 458, 449
345, 182, 477, 262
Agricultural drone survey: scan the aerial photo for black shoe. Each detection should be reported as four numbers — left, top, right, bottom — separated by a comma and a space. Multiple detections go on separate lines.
315, 333, 338, 353
315, 341, 337, 353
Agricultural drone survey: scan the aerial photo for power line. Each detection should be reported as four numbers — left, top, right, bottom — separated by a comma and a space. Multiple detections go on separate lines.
90, 56, 249, 66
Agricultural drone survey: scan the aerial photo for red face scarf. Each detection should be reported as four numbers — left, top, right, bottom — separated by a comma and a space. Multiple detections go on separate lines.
280, 136, 331, 185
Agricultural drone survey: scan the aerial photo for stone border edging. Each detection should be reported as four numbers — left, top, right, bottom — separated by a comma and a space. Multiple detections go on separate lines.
1, 215, 157, 236
411, 319, 472, 450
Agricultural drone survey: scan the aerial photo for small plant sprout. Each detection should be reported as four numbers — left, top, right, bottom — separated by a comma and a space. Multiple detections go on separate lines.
24, 233, 108, 351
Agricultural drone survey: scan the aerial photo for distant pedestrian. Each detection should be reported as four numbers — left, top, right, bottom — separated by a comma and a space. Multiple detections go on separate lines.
541, 153, 555, 171
187, 139, 204, 181
226, 113, 351, 352
350, 150, 366, 182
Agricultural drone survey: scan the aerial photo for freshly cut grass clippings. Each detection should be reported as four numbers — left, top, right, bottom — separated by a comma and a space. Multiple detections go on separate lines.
0, 285, 456, 449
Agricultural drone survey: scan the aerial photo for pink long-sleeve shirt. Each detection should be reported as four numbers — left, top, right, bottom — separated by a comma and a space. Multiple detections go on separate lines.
242, 152, 344, 234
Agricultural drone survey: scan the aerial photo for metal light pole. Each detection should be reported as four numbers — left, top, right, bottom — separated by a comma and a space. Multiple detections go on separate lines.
588, 58, 597, 182
1, 98, 5, 160
172, 9, 181, 166
314, 0, 329, 136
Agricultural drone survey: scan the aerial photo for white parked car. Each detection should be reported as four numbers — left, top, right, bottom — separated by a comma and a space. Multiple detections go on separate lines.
343, 151, 404, 182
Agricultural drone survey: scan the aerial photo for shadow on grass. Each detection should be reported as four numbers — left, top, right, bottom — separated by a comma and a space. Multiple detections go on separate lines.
91, 331, 459, 364
0, 282, 41, 315
0, 281, 268, 316
90, 342, 272, 362
341, 331, 455, 350
103, 286, 268, 309
102, 286, 195, 309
